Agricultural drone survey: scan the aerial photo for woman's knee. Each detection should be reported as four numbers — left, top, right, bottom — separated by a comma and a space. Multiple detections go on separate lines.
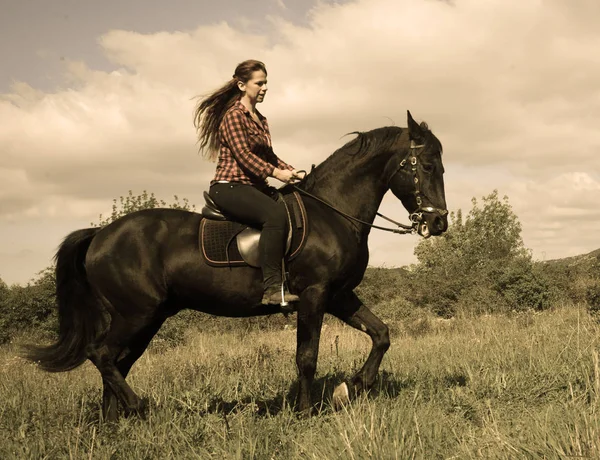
264, 203, 287, 230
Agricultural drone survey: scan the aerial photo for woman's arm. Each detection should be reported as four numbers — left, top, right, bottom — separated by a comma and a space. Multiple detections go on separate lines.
276, 157, 294, 171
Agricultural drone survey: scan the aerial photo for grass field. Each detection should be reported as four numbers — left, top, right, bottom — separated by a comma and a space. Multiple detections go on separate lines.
1, 304, 600, 459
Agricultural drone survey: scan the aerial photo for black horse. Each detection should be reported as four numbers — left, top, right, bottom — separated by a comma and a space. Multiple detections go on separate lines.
25, 111, 447, 420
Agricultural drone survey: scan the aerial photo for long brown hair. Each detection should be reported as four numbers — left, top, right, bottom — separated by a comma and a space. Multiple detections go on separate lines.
193, 59, 267, 160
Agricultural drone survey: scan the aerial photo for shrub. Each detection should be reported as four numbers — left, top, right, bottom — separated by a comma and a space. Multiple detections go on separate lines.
455, 285, 509, 317
410, 190, 554, 316
492, 258, 554, 311
587, 283, 600, 318
0, 268, 57, 344
355, 267, 411, 306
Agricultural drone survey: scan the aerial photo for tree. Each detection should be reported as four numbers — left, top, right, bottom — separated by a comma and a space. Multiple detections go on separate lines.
411, 190, 551, 316
0, 277, 8, 299
93, 190, 196, 227
414, 190, 527, 271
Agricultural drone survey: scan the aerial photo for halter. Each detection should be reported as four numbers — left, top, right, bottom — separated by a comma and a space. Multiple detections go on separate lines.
291, 140, 447, 235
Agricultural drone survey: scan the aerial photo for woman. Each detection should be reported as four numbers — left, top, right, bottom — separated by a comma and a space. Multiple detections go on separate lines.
194, 59, 301, 306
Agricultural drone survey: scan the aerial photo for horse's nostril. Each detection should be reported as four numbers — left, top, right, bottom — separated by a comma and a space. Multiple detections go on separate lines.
433, 216, 446, 233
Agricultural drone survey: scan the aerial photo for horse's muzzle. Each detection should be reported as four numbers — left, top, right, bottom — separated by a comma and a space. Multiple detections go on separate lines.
413, 209, 448, 238
430, 213, 448, 234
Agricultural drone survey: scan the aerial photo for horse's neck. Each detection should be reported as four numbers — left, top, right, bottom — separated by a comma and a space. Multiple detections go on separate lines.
307, 152, 390, 225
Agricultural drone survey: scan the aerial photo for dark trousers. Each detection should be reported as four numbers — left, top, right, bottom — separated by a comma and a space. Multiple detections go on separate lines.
209, 182, 287, 290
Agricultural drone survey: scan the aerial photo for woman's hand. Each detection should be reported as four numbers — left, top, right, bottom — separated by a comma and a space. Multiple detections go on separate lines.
273, 168, 301, 184
292, 169, 306, 181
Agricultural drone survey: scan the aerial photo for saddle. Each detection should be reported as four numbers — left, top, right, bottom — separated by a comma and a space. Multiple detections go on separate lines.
200, 190, 308, 268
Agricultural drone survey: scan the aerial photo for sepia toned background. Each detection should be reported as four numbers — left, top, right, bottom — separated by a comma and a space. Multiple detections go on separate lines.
1, 0, 599, 284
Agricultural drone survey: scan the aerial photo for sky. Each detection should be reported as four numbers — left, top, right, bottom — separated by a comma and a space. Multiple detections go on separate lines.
1, 0, 599, 285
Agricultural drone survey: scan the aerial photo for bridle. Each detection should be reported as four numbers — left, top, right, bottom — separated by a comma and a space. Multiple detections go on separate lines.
291, 140, 447, 235
390, 139, 449, 227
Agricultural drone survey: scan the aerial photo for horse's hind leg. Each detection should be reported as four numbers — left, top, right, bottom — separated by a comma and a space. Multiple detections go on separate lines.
100, 318, 166, 421
89, 311, 164, 421
328, 291, 390, 394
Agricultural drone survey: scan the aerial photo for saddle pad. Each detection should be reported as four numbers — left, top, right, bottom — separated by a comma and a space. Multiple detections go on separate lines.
200, 220, 247, 266
200, 191, 308, 268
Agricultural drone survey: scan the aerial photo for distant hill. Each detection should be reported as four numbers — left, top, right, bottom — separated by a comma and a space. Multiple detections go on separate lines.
543, 248, 600, 269
537, 248, 599, 304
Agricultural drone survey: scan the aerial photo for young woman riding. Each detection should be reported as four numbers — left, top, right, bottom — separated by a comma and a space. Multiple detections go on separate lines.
193, 59, 301, 306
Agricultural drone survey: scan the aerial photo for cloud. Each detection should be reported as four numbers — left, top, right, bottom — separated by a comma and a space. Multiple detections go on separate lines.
505, 172, 600, 260
1, 0, 599, 283
273, 0, 288, 10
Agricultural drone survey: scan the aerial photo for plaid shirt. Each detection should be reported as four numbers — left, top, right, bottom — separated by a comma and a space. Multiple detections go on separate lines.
212, 100, 294, 186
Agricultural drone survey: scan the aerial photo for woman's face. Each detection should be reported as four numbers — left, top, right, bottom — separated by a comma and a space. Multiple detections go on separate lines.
239, 70, 268, 104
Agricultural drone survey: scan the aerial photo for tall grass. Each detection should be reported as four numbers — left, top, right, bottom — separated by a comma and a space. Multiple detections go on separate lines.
1, 304, 599, 459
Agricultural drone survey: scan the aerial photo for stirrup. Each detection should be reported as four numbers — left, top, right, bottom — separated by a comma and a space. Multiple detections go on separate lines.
261, 287, 300, 306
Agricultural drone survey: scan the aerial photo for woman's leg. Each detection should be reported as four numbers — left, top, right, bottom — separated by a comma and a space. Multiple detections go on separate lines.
209, 183, 290, 294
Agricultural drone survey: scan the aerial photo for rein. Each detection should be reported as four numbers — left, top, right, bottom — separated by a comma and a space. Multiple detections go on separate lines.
290, 184, 415, 234
290, 141, 438, 235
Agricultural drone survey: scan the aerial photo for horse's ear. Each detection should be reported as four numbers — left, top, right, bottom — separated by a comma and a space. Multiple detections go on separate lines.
407, 110, 425, 142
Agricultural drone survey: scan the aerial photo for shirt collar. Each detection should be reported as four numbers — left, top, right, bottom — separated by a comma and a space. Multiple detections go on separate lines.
234, 99, 265, 120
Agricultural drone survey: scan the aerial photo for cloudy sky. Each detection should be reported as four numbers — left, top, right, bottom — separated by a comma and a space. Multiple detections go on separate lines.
1, 0, 599, 285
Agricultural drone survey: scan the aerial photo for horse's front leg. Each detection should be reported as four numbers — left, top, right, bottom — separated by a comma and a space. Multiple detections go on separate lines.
329, 290, 390, 395
295, 285, 327, 414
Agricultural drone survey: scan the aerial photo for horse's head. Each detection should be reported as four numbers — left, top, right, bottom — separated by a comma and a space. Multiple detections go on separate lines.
386, 111, 448, 238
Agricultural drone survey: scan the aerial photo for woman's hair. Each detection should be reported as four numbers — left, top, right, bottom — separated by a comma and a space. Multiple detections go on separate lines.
193, 59, 267, 160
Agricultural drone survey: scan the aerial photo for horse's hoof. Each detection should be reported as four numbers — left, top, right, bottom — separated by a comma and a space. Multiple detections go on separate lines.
101, 410, 119, 424
123, 398, 149, 419
295, 408, 313, 419
332, 382, 350, 410
137, 397, 149, 419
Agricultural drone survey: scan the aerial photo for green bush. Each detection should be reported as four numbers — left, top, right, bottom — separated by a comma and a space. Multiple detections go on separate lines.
492, 258, 554, 311
539, 251, 599, 307
0, 268, 57, 344
587, 283, 600, 318
455, 284, 509, 317
355, 267, 411, 305
410, 191, 553, 317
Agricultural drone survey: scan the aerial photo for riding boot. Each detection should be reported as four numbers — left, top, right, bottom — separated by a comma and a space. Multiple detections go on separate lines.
259, 213, 299, 308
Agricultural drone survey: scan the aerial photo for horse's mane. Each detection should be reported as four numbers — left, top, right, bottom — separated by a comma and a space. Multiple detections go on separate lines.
288, 122, 441, 193
335, 126, 404, 158
297, 126, 404, 191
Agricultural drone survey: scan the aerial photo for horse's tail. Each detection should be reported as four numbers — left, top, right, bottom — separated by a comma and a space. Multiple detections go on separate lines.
23, 227, 104, 372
